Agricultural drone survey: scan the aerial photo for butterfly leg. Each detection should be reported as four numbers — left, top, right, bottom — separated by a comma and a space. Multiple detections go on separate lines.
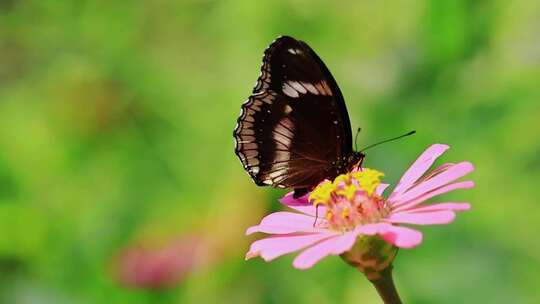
293, 188, 309, 199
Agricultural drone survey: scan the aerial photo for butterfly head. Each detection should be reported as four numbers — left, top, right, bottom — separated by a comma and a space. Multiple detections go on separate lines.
348, 151, 366, 171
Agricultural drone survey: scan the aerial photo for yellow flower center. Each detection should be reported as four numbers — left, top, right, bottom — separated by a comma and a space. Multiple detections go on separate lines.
309, 169, 389, 231
351, 169, 384, 196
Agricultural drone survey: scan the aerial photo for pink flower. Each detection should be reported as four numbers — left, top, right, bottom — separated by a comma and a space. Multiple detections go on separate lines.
112, 235, 214, 289
245, 144, 474, 269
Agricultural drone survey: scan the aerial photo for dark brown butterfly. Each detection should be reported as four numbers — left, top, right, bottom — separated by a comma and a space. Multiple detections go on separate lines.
233, 36, 364, 198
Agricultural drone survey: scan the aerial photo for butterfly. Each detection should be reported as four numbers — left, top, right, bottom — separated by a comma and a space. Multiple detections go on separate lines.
233, 36, 365, 198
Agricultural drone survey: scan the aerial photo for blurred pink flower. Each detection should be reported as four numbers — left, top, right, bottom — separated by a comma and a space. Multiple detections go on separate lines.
113, 235, 214, 289
245, 144, 474, 269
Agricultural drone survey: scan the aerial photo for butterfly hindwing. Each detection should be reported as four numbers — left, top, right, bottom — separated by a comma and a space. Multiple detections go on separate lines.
234, 36, 355, 191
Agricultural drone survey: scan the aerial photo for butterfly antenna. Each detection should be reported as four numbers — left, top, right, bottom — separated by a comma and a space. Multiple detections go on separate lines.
354, 127, 362, 151
360, 130, 416, 152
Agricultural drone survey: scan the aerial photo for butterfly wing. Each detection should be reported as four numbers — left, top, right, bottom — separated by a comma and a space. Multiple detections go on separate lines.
234, 36, 354, 191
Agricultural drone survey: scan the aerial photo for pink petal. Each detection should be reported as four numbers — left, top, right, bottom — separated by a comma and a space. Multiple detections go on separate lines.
376, 183, 390, 196
386, 211, 456, 225
292, 231, 359, 269
246, 233, 334, 262
401, 202, 471, 213
279, 192, 326, 217
246, 212, 326, 235
392, 162, 474, 205
357, 223, 423, 248
280, 191, 310, 206
392, 181, 474, 212
420, 162, 455, 180
390, 144, 449, 200
356, 223, 388, 235
381, 225, 423, 248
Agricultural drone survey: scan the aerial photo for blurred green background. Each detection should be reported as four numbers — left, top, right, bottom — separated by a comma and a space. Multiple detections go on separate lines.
1, 0, 539, 303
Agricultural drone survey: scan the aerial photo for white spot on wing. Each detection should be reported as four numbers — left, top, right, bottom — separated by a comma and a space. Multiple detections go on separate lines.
269, 169, 287, 179
288, 81, 307, 94
282, 82, 299, 98
284, 105, 293, 114
288, 48, 302, 55
302, 82, 319, 95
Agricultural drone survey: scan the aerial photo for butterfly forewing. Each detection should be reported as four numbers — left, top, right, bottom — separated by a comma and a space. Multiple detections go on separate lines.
234, 36, 355, 191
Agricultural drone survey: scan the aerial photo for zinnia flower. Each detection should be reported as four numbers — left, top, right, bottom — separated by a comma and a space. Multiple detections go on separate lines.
245, 144, 474, 270
113, 235, 214, 289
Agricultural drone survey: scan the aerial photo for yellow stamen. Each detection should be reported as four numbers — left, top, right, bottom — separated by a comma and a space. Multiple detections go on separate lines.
326, 211, 334, 220
309, 168, 387, 231
333, 174, 350, 187
336, 184, 357, 201
309, 169, 384, 207
341, 207, 350, 218
309, 180, 336, 206
351, 169, 384, 196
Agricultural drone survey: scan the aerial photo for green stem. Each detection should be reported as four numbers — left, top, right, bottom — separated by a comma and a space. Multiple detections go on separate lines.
369, 266, 402, 304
